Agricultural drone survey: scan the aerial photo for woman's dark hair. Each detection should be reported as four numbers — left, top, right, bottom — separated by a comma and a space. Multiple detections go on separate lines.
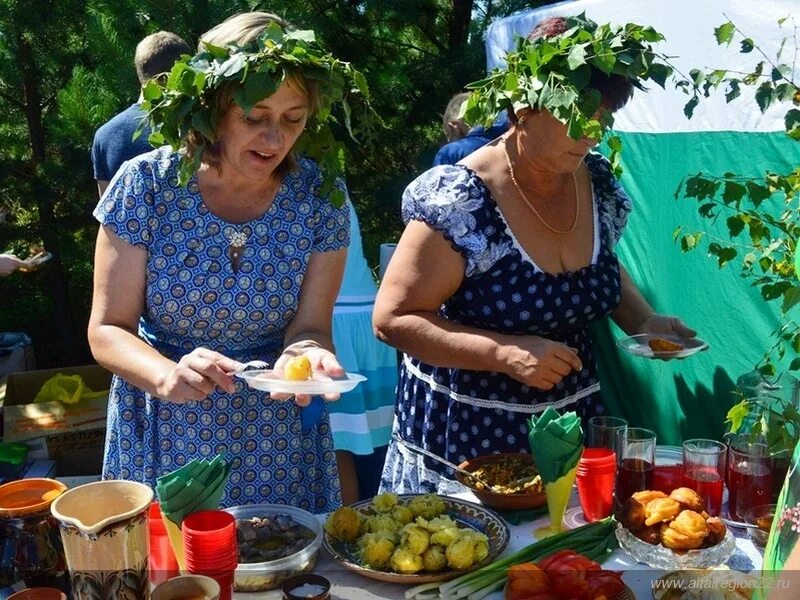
524, 16, 635, 114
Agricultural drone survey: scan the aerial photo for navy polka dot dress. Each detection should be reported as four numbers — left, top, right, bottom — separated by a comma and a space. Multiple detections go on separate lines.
380, 153, 632, 495
93, 147, 350, 513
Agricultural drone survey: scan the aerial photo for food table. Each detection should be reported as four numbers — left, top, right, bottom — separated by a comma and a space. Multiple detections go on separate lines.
234, 492, 765, 600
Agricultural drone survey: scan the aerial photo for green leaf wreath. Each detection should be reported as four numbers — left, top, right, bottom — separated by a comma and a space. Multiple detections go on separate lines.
462, 13, 673, 175
139, 22, 373, 206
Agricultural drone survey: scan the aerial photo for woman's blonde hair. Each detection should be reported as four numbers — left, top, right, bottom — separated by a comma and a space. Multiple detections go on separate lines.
186, 11, 321, 174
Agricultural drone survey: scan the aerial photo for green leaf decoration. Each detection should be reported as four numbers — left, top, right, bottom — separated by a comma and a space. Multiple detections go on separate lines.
740, 37, 755, 53
139, 22, 374, 204
786, 109, 800, 140
461, 13, 671, 173
714, 22, 736, 46
726, 400, 751, 433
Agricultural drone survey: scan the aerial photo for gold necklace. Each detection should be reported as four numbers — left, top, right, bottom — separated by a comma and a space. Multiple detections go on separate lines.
503, 142, 580, 235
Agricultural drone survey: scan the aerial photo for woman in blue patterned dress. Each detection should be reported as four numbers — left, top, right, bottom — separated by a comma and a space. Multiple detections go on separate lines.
87, 12, 361, 512
374, 16, 697, 494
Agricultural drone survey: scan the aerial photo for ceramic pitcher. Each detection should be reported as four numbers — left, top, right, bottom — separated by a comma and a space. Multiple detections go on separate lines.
50, 480, 153, 600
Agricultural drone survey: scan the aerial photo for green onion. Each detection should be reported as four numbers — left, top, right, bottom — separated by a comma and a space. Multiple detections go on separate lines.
405, 518, 616, 599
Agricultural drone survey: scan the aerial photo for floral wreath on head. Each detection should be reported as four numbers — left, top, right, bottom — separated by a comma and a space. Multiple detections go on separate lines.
462, 13, 673, 175
139, 21, 372, 206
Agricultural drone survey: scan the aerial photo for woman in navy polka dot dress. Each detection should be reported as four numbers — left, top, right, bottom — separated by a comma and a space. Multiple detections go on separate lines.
88, 13, 352, 512
374, 17, 696, 495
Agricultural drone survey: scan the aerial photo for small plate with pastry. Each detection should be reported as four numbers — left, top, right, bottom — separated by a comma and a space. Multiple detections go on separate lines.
238, 356, 367, 394
617, 334, 708, 359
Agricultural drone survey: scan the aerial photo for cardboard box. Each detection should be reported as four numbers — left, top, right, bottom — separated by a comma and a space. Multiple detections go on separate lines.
2, 365, 111, 476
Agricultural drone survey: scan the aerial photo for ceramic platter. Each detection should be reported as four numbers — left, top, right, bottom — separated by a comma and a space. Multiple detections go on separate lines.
323, 494, 509, 584
617, 334, 709, 359
237, 370, 366, 394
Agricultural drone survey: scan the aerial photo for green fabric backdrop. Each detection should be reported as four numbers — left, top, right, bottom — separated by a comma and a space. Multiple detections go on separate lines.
594, 131, 800, 444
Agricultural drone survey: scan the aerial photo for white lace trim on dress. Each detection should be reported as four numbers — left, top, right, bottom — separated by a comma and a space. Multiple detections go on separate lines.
403, 354, 600, 413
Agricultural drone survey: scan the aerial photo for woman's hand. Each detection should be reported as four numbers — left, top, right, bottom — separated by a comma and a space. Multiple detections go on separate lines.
272, 343, 345, 406
634, 314, 696, 338
498, 335, 583, 391
156, 347, 242, 403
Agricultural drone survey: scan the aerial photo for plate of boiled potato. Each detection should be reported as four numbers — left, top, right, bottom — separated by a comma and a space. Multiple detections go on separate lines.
237, 355, 367, 394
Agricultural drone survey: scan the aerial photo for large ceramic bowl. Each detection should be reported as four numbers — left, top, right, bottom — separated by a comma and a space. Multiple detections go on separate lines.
615, 523, 736, 570
323, 494, 509, 584
224, 504, 322, 592
455, 453, 547, 511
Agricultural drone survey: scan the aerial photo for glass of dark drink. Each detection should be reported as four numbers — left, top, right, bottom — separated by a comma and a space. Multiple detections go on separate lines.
614, 427, 656, 508
726, 434, 773, 522
682, 439, 726, 516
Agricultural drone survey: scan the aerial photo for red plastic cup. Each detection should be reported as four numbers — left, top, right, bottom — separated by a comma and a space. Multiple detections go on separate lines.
183, 510, 238, 572
576, 447, 616, 522
149, 502, 180, 586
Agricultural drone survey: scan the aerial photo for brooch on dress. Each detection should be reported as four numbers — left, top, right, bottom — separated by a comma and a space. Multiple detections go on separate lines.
225, 228, 249, 273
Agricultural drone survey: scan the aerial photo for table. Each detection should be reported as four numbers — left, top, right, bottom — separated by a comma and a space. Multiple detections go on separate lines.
234, 493, 764, 600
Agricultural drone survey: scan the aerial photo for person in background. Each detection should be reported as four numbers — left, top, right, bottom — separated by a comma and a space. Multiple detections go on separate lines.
0, 254, 26, 276
374, 16, 696, 495
442, 92, 471, 143
433, 94, 510, 166
91, 31, 191, 197
329, 203, 397, 502
88, 12, 357, 511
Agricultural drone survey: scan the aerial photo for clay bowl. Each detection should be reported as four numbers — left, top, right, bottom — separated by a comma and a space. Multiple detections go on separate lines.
456, 452, 547, 511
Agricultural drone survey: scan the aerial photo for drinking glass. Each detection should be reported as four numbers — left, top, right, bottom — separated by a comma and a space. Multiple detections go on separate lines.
682, 439, 726, 516
614, 427, 656, 507
727, 434, 773, 522
588, 416, 628, 452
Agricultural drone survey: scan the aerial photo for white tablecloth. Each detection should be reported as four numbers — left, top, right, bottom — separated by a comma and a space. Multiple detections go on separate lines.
234, 492, 764, 600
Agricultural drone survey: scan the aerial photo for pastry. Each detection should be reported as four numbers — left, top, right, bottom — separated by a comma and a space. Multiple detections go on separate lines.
632, 524, 661, 545
284, 355, 312, 381
660, 523, 704, 551
632, 490, 668, 505
645, 497, 682, 526
704, 516, 727, 546
669, 510, 708, 540
648, 337, 683, 352
669, 487, 705, 512
617, 497, 647, 531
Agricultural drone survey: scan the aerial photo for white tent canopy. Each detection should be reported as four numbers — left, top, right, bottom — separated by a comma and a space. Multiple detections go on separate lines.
485, 0, 797, 133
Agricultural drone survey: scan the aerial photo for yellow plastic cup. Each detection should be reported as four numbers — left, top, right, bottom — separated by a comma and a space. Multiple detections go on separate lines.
535, 465, 578, 539
162, 510, 186, 571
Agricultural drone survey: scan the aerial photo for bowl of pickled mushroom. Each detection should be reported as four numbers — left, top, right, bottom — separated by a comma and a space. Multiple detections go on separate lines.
614, 487, 735, 569
224, 504, 322, 592
455, 453, 546, 511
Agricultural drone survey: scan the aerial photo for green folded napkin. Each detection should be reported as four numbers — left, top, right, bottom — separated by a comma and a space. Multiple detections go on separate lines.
497, 504, 548, 525
156, 454, 231, 526
527, 407, 584, 483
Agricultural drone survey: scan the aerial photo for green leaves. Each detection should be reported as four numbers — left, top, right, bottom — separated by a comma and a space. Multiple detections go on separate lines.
140, 22, 373, 199
462, 15, 671, 176
714, 22, 735, 45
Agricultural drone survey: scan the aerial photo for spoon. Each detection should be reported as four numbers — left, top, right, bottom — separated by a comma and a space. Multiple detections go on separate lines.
391, 435, 522, 494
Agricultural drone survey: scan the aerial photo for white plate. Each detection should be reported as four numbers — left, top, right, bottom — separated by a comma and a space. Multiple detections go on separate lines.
236, 369, 367, 394
617, 333, 708, 359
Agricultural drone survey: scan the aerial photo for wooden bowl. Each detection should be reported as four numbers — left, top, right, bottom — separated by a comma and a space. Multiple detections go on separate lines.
456, 453, 547, 511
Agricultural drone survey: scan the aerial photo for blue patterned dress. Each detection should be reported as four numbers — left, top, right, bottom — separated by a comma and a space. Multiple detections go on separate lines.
380, 153, 632, 495
93, 147, 350, 513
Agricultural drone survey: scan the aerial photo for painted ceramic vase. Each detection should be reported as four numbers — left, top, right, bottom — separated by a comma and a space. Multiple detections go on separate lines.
50, 480, 153, 600
0, 478, 68, 591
